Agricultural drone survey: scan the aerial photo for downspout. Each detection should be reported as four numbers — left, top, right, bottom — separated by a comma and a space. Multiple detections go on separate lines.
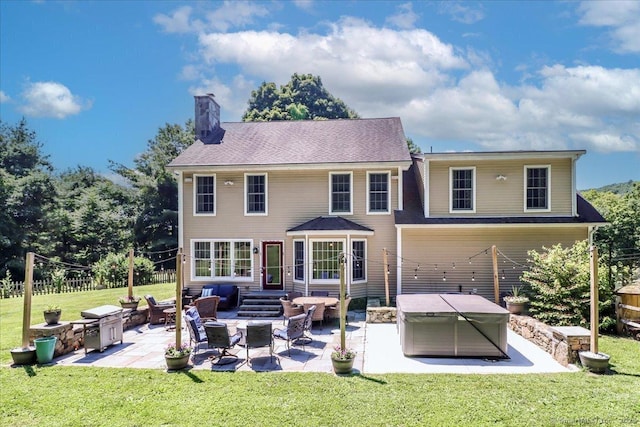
572, 156, 578, 217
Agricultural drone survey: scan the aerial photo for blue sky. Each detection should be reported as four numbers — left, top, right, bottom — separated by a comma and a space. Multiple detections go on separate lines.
1, 1, 638, 190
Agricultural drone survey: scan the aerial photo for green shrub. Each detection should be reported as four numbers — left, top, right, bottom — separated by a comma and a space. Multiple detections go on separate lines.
93, 252, 155, 287
521, 240, 615, 331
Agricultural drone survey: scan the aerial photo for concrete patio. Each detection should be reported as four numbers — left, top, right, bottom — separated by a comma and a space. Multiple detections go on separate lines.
51, 308, 575, 374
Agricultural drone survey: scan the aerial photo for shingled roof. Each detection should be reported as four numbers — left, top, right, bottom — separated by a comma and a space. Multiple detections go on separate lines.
168, 117, 411, 168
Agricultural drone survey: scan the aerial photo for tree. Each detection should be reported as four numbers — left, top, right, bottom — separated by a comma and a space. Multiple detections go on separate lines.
0, 119, 56, 277
406, 137, 422, 154
110, 121, 195, 262
242, 73, 359, 121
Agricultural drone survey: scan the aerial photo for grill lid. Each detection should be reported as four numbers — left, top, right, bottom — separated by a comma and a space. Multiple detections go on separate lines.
81, 305, 123, 319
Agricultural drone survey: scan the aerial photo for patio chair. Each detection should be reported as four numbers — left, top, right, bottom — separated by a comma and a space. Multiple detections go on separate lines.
299, 304, 317, 343
192, 295, 220, 322
286, 291, 303, 301
184, 307, 208, 354
280, 297, 304, 324
273, 313, 306, 356
325, 295, 352, 325
310, 290, 330, 297
145, 295, 176, 325
303, 301, 325, 327
204, 322, 242, 365
245, 321, 274, 364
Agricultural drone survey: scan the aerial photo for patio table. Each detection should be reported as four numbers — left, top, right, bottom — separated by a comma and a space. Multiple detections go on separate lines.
292, 296, 339, 308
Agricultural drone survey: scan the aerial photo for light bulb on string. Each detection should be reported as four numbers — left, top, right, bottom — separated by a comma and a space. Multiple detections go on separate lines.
452, 262, 456, 269
442, 271, 446, 281
501, 270, 506, 280
471, 272, 475, 281
287, 266, 291, 276
414, 269, 418, 280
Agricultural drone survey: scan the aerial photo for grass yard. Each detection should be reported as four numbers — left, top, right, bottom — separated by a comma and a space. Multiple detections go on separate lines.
1, 287, 639, 426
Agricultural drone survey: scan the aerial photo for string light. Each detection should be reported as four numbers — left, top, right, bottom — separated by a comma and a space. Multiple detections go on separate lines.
442, 271, 446, 281
471, 272, 475, 281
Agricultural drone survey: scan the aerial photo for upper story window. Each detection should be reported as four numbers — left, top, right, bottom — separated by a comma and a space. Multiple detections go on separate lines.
367, 172, 390, 214
525, 165, 550, 211
245, 173, 267, 215
450, 167, 475, 213
195, 175, 215, 215
330, 172, 352, 215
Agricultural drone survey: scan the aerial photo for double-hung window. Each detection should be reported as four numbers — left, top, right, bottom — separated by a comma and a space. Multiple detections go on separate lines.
311, 240, 344, 283
450, 167, 475, 213
192, 240, 252, 280
367, 172, 390, 214
293, 240, 305, 282
525, 166, 550, 211
351, 240, 366, 282
194, 175, 215, 215
245, 173, 267, 215
330, 172, 352, 214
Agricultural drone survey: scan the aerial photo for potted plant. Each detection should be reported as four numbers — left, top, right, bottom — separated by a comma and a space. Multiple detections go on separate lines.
165, 342, 192, 370
503, 286, 529, 314
330, 345, 356, 374
43, 305, 62, 325
119, 295, 141, 310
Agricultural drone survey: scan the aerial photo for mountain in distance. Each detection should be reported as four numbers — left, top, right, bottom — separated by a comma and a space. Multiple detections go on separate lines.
581, 180, 638, 194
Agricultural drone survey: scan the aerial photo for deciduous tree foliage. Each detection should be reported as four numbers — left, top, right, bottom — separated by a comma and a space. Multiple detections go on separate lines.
242, 73, 359, 121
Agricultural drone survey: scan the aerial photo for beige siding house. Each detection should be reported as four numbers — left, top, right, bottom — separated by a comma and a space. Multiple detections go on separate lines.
168, 94, 606, 302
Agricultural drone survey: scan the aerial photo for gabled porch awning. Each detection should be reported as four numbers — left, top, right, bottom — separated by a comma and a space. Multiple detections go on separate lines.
286, 216, 374, 236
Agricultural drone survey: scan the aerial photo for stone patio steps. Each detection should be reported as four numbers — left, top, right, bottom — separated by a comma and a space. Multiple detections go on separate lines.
237, 291, 284, 318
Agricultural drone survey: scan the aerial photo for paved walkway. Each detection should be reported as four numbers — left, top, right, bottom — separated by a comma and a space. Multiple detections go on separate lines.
54, 310, 573, 374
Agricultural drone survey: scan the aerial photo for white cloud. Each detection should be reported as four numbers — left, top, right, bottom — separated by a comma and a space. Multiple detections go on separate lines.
577, 1, 640, 53
439, 1, 484, 24
0, 90, 10, 103
19, 81, 90, 119
386, 3, 419, 30
153, 1, 269, 34
159, 7, 639, 155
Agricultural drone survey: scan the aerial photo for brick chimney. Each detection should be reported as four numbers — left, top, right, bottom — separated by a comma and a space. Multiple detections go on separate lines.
194, 93, 224, 144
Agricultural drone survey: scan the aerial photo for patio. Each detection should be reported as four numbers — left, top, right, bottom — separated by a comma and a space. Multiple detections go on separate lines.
52, 308, 574, 374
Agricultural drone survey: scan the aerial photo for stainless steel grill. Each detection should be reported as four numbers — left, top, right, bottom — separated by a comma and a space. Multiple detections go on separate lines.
81, 305, 123, 354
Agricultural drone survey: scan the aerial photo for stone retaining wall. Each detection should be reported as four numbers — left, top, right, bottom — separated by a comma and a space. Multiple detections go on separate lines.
29, 308, 149, 358
366, 299, 397, 323
508, 314, 590, 366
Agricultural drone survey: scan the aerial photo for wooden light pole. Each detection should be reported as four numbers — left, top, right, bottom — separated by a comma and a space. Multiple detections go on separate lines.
21, 252, 35, 349
590, 245, 599, 354
383, 248, 390, 307
491, 245, 500, 304
127, 248, 134, 300
175, 248, 183, 347
339, 253, 346, 352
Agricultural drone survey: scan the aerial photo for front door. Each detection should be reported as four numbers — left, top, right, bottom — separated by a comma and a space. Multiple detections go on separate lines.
262, 241, 283, 290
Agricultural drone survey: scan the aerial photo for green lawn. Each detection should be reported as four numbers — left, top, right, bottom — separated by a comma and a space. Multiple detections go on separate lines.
1, 288, 639, 426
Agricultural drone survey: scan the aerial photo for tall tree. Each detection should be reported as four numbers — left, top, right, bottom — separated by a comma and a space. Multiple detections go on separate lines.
110, 121, 195, 261
242, 73, 359, 121
0, 119, 56, 277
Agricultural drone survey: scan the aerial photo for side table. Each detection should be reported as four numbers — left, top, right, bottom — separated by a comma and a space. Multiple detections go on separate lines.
163, 307, 177, 330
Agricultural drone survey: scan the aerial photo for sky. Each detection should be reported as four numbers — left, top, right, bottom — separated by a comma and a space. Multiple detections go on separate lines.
1, 0, 639, 190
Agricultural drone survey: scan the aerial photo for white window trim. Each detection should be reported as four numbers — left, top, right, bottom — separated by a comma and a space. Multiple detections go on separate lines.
524, 165, 551, 213
366, 171, 391, 215
293, 239, 305, 284
190, 238, 254, 282
309, 238, 346, 285
351, 239, 367, 283
244, 173, 268, 216
193, 174, 216, 216
329, 171, 353, 215
449, 167, 476, 214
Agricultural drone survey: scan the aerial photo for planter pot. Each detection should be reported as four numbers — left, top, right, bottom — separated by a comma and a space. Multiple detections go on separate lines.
34, 336, 57, 364
165, 354, 190, 371
10, 346, 37, 365
44, 310, 61, 325
579, 351, 610, 374
331, 356, 355, 374
505, 302, 526, 315
120, 301, 139, 310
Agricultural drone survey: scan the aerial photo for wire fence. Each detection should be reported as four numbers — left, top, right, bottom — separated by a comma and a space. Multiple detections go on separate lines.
0, 269, 177, 299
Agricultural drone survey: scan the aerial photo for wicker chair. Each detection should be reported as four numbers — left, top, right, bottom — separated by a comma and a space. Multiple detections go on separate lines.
192, 295, 220, 322
245, 322, 274, 364
273, 313, 306, 356
303, 302, 325, 327
280, 297, 304, 324
144, 295, 176, 325
325, 295, 352, 325
286, 291, 303, 301
310, 290, 330, 297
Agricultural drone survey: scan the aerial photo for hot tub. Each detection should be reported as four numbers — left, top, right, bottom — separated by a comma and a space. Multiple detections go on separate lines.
396, 294, 509, 358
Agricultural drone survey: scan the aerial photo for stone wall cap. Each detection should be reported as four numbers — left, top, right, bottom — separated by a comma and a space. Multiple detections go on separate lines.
550, 326, 590, 337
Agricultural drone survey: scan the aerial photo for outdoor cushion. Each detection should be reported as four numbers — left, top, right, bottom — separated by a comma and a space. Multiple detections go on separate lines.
201, 288, 215, 297
185, 307, 203, 329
